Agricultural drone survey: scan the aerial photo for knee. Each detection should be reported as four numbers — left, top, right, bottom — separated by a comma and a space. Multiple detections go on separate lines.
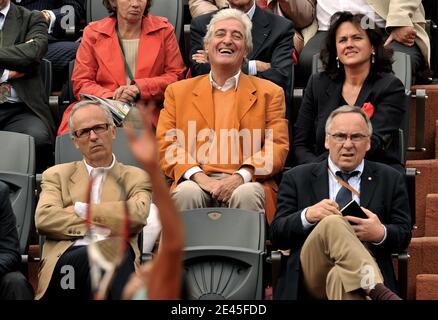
230, 183, 264, 204
172, 180, 205, 202
316, 214, 347, 233
0, 271, 34, 300
24, 126, 52, 148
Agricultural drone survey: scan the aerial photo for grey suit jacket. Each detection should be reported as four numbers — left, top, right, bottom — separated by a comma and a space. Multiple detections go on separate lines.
0, 3, 56, 136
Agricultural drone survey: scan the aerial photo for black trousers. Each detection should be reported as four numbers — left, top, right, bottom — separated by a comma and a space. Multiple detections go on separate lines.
0, 271, 34, 300
42, 244, 136, 301
296, 30, 426, 87
46, 41, 79, 91
0, 102, 53, 173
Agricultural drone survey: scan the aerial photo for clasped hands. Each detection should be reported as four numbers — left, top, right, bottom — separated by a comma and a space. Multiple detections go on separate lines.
113, 84, 141, 103
305, 199, 385, 243
192, 172, 243, 204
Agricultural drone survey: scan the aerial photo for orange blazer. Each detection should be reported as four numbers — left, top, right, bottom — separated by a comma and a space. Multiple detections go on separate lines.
58, 15, 186, 134
156, 73, 289, 223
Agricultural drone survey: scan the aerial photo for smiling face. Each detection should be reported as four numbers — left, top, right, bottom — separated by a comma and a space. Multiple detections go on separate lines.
335, 21, 374, 69
113, 0, 147, 23
205, 18, 248, 74
325, 112, 371, 171
71, 104, 116, 168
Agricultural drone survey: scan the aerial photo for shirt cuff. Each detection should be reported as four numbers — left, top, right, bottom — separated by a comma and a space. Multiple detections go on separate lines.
301, 208, 316, 230
1, 70, 9, 83
371, 225, 387, 245
74, 201, 88, 220
235, 168, 252, 183
248, 60, 257, 75
184, 166, 203, 180
45, 10, 56, 34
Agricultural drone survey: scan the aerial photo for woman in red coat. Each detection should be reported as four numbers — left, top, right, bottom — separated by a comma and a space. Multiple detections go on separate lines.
58, 0, 186, 134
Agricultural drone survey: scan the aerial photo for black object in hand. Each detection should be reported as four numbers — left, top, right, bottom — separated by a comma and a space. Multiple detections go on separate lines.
340, 200, 368, 220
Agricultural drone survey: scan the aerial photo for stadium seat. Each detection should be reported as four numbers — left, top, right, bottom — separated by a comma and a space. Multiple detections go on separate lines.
150, 0, 184, 42
0, 172, 35, 259
0, 132, 35, 175
181, 208, 266, 300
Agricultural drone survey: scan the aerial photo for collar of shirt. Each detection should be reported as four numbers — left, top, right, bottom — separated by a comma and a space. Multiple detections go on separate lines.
209, 71, 241, 92
327, 156, 364, 204
0, 2, 11, 30
245, 1, 256, 20
84, 153, 116, 176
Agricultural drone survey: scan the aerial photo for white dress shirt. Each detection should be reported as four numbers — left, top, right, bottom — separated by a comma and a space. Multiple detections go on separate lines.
73, 154, 116, 246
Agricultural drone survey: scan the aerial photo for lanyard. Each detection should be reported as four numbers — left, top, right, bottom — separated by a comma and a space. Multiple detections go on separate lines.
327, 166, 361, 197
115, 25, 134, 82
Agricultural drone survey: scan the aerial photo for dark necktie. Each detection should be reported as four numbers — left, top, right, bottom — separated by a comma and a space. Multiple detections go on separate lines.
335, 171, 360, 208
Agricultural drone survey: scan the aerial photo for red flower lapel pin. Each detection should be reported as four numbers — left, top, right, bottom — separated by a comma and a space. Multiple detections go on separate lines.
361, 102, 374, 119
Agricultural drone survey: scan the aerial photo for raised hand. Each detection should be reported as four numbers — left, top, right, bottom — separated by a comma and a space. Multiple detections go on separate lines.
123, 107, 159, 173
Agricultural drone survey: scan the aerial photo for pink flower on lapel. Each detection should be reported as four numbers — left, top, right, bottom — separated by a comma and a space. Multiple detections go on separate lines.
361, 102, 374, 119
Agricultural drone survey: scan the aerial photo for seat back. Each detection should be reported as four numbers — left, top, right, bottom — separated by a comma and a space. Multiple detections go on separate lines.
86, 0, 184, 42
150, 0, 184, 42
55, 128, 139, 167
181, 208, 265, 300
86, 0, 109, 23
0, 132, 35, 175
0, 172, 35, 255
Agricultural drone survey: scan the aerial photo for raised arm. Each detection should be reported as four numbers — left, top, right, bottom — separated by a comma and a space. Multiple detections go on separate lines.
124, 108, 184, 299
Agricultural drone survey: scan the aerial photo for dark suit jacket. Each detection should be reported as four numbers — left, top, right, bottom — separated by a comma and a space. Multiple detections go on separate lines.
12, 0, 85, 40
293, 72, 407, 171
0, 3, 56, 136
0, 181, 20, 278
271, 160, 412, 299
189, 6, 294, 95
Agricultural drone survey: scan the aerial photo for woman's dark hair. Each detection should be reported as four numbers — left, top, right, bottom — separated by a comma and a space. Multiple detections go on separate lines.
102, 0, 153, 17
320, 11, 393, 80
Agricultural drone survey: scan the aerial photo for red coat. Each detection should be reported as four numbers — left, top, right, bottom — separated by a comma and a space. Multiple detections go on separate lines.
58, 15, 186, 134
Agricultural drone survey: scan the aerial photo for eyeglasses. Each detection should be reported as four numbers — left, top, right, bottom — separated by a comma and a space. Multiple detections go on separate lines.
327, 132, 369, 143
73, 123, 111, 139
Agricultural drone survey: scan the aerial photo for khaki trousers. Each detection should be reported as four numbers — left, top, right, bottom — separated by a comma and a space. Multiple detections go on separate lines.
300, 215, 384, 300
172, 173, 265, 214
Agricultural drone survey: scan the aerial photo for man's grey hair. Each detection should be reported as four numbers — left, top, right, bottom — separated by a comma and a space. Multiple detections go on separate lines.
325, 105, 373, 135
204, 8, 253, 59
68, 101, 115, 138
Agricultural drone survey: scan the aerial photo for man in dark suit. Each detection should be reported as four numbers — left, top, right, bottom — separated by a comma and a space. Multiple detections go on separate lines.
0, 0, 56, 173
0, 181, 34, 299
190, 0, 293, 96
271, 105, 411, 300
12, 0, 85, 90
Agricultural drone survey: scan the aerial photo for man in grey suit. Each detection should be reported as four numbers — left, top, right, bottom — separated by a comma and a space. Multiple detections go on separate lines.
0, 0, 55, 172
